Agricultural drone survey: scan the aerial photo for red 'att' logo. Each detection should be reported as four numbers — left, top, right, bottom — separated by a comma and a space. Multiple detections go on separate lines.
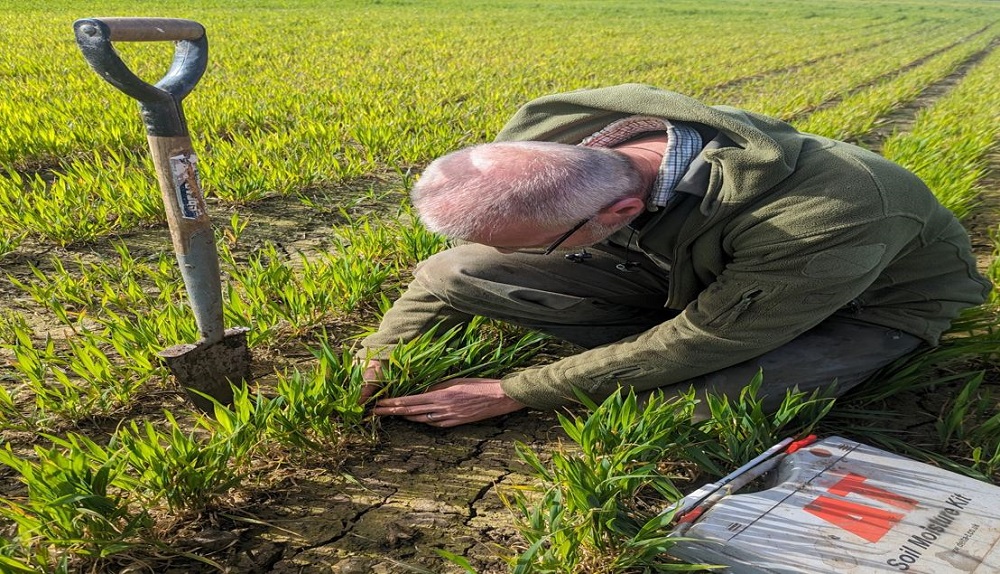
803, 473, 918, 542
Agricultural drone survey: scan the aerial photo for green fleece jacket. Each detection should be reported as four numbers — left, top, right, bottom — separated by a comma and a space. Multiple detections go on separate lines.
364, 84, 991, 410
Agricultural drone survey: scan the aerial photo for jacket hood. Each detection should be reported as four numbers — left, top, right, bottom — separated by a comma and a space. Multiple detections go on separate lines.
494, 84, 803, 213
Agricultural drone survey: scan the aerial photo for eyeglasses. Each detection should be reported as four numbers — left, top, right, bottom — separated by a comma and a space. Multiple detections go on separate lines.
511, 217, 590, 255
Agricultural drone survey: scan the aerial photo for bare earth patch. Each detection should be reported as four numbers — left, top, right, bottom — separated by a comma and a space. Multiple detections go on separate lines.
125, 411, 570, 574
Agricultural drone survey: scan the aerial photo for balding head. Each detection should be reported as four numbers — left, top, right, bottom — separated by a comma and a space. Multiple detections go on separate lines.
411, 141, 643, 240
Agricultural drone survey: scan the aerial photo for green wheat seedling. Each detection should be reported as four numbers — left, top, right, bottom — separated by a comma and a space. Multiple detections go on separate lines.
0, 383, 32, 431
929, 372, 1000, 478
0, 308, 28, 346
196, 385, 279, 468
266, 340, 369, 453
696, 372, 835, 469
0, 315, 35, 429
0, 541, 45, 574
372, 317, 548, 399
704, 20, 985, 119
9, 243, 184, 330
0, 151, 162, 245
5, 215, 423, 425
970, 442, 1000, 480
0, 230, 23, 260
391, 204, 449, 264
222, 212, 250, 246
115, 410, 257, 513
219, 232, 392, 340
509, 381, 839, 571
882, 45, 1000, 220
8, 331, 97, 423
0, 434, 152, 570
327, 205, 447, 271
794, 30, 996, 140
935, 372, 989, 445
507, 486, 583, 573
511, 390, 717, 573
4, 326, 158, 425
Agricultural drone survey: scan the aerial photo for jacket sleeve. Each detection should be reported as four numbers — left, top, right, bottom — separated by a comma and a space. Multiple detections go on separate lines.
499, 216, 925, 410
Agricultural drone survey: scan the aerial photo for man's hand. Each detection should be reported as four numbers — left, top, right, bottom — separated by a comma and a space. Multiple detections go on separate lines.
359, 359, 384, 404
372, 378, 527, 427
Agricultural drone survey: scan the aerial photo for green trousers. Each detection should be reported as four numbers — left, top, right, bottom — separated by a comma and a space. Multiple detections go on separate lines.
401, 242, 924, 414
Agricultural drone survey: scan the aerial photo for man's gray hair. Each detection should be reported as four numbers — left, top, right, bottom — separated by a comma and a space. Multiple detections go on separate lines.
410, 141, 643, 240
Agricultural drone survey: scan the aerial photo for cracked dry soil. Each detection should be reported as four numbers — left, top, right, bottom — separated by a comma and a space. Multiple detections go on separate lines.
229, 412, 567, 574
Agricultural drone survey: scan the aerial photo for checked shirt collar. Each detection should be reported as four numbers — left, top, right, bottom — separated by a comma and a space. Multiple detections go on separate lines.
581, 116, 703, 212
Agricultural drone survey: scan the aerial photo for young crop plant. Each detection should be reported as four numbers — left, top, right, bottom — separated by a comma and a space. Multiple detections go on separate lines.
370, 317, 548, 399
509, 380, 837, 572
325, 203, 448, 273
0, 383, 31, 432
881, 45, 1000, 220
696, 372, 836, 470
793, 30, 996, 141
0, 434, 153, 572
0, 542, 44, 574
3, 324, 161, 426
391, 204, 450, 265
265, 338, 370, 454
0, 308, 27, 346
217, 204, 436, 342
8, 244, 189, 352
933, 373, 1000, 454
0, 230, 23, 260
704, 19, 985, 120
197, 385, 281, 466
7, 331, 97, 424
115, 410, 259, 514
0, 152, 162, 245
219, 239, 391, 340
510, 390, 718, 573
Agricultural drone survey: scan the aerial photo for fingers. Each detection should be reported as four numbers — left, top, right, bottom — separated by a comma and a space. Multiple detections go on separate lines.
362, 361, 384, 381
372, 393, 433, 414
373, 393, 464, 427
357, 358, 385, 405
372, 378, 525, 428
359, 382, 382, 403
399, 412, 458, 428
374, 392, 441, 408
379, 405, 453, 427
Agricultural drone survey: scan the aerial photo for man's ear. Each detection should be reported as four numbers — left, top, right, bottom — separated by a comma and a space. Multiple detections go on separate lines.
597, 197, 645, 224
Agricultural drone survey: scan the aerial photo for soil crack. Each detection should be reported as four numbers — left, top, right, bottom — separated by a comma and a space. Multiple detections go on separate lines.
466, 471, 512, 523
300, 487, 399, 551
454, 427, 507, 467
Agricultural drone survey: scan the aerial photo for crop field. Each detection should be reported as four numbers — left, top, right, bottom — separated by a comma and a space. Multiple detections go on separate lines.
0, 0, 998, 571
